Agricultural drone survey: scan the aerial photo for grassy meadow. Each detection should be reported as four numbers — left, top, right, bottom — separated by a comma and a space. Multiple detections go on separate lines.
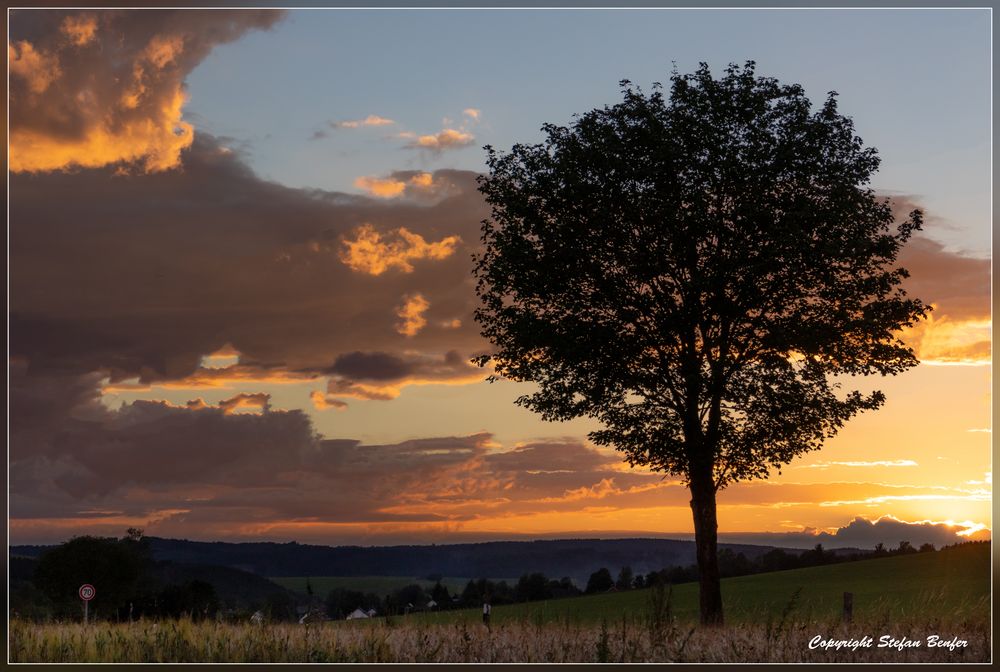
9, 543, 990, 663
406, 542, 990, 626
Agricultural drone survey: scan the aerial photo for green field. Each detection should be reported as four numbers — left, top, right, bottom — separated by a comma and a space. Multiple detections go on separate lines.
387, 543, 990, 626
271, 575, 480, 598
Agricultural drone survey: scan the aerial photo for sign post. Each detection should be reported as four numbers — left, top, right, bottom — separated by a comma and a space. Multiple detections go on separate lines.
79, 584, 95, 625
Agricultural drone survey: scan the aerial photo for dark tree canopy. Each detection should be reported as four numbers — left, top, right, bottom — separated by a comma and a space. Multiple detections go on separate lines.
33, 535, 148, 619
473, 61, 928, 625
474, 61, 926, 490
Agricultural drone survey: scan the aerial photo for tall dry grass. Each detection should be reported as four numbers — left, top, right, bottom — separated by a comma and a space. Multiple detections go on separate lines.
9, 612, 990, 663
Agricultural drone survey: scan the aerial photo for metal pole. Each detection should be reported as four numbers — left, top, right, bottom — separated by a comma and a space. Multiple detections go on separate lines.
842, 591, 853, 623
84, 599, 89, 625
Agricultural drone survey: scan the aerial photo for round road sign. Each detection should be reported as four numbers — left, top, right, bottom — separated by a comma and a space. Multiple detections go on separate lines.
79, 584, 96, 601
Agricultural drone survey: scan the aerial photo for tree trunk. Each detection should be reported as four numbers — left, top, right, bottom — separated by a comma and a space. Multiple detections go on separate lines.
689, 470, 724, 626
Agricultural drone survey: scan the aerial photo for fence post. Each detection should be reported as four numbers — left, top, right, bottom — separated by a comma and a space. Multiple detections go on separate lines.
842, 592, 853, 623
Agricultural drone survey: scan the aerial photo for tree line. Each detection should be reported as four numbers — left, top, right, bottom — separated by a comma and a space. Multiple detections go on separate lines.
12, 528, 970, 623
318, 540, 951, 619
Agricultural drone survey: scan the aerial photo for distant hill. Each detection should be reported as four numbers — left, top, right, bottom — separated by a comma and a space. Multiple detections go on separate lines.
146, 561, 292, 608
13, 537, 794, 586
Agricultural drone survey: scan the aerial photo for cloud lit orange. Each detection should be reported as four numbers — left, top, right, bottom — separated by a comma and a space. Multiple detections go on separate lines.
60, 14, 98, 46
395, 293, 431, 336
405, 128, 475, 151
899, 309, 991, 365
8, 40, 61, 94
340, 223, 461, 275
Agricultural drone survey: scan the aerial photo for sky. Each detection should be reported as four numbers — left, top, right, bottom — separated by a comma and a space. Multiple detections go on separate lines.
8, 8, 992, 550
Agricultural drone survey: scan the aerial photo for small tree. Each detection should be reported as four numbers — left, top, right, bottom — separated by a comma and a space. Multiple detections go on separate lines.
616, 566, 634, 591
586, 567, 614, 593
474, 62, 927, 625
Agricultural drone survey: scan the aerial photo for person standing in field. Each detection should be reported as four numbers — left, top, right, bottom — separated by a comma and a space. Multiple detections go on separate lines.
482, 597, 491, 628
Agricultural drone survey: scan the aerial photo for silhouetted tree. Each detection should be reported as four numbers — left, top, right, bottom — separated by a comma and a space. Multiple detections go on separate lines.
586, 568, 614, 594
33, 536, 148, 621
616, 566, 634, 591
516, 572, 552, 602
430, 581, 451, 606
549, 577, 580, 599
473, 61, 927, 625
325, 588, 357, 619
717, 549, 753, 577
919, 543, 936, 553
801, 543, 831, 566
760, 548, 798, 572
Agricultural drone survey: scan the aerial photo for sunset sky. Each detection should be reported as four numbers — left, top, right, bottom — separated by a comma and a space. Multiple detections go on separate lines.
8, 8, 991, 550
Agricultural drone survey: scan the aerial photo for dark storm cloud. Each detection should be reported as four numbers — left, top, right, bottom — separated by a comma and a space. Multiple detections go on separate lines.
9, 364, 666, 535
10, 134, 488, 385
324, 350, 484, 401
889, 194, 990, 321
898, 234, 991, 321
328, 351, 417, 381
483, 441, 617, 474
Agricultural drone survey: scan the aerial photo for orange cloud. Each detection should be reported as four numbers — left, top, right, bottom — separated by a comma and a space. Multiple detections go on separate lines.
395, 293, 430, 337
353, 175, 408, 198
8, 38, 194, 172
102, 364, 319, 393
8, 40, 61, 94
340, 223, 461, 275
310, 390, 348, 411
405, 128, 475, 152
12, 97, 194, 173
60, 14, 98, 46
9, 10, 280, 174
334, 114, 395, 129
463, 108, 481, 120
143, 34, 185, 68
352, 171, 460, 201
217, 392, 270, 415
801, 460, 919, 469
409, 172, 434, 188
199, 344, 241, 369
899, 309, 991, 365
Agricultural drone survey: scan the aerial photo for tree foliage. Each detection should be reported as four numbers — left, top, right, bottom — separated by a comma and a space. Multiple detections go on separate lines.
33, 535, 148, 619
475, 61, 926, 488
585, 567, 614, 594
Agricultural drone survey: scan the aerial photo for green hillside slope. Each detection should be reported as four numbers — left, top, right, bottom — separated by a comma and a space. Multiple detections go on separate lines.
393, 543, 990, 626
